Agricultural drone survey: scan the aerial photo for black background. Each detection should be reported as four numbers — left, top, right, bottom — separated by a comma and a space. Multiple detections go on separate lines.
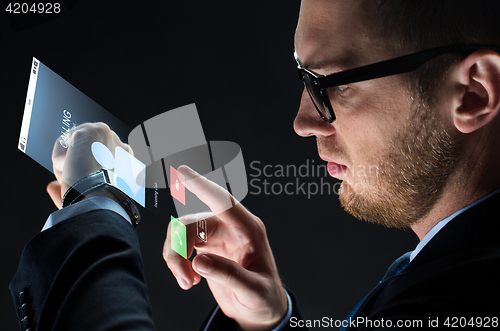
1, 1, 418, 330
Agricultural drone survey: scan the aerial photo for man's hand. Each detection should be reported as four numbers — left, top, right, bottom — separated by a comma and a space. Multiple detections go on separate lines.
46, 122, 133, 209
163, 166, 288, 331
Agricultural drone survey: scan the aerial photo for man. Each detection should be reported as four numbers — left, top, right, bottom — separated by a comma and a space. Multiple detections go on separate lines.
164, 0, 500, 329
11, 0, 500, 330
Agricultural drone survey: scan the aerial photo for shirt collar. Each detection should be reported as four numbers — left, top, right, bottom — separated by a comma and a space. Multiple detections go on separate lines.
410, 188, 500, 262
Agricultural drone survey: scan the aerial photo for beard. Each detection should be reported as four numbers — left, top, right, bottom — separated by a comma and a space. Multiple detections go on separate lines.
336, 100, 459, 229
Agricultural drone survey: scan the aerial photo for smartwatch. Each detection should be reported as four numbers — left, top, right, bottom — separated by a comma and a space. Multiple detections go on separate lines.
62, 169, 141, 227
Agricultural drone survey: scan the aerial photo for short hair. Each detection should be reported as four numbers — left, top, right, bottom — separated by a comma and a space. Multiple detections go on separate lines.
365, 0, 500, 105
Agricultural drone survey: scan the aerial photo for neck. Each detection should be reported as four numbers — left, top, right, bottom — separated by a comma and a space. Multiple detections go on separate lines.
411, 135, 500, 240
410, 186, 482, 240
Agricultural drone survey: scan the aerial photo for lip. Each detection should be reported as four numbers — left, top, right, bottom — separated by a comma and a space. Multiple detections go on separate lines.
319, 153, 347, 179
327, 161, 347, 178
318, 153, 334, 163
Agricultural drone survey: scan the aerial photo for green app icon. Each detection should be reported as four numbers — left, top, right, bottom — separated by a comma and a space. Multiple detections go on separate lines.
171, 216, 187, 259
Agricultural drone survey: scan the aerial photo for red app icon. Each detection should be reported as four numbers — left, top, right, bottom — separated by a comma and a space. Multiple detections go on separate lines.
170, 166, 185, 205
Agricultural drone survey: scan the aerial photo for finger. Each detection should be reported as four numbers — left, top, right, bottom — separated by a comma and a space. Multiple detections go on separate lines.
46, 180, 63, 209
178, 166, 253, 228
52, 135, 69, 181
179, 212, 219, 246
193, 254, 288, 328
192, 253, 263, 301
121, 142, 134, 156
71, 123, 132, 165
51, 124, 95, 185
88, 122, 129, 153
163, 220, 199, 290
163, 212, 218, 288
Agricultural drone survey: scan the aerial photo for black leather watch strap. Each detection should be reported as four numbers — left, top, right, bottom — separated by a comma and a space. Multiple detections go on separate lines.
62, 170, 141, 227
62, 170, 108, 207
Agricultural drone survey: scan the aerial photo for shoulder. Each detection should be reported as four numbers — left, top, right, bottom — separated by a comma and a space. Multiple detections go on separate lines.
369, 247, 500, 321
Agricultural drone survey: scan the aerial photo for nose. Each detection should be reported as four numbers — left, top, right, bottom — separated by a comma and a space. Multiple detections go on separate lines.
293, 88, 336, 137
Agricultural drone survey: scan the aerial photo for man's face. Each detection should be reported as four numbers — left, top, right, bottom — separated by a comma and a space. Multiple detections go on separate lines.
294, 0, 458, 228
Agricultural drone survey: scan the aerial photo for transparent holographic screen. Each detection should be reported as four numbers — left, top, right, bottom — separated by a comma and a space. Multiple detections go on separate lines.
128, 103, 248, 218
21, 59, 130, 172
19, 58, 146, 208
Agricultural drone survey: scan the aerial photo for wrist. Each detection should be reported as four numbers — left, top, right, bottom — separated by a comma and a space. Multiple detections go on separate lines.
62, 170, 141, 227
236, 288, 289, 331
84, 187, 121, 205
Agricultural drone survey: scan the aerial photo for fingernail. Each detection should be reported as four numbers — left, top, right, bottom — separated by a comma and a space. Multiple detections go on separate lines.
195, 254, 213, 274
183, 165, 199, 176
176, 276, 189, 289
186, 165, 197, 172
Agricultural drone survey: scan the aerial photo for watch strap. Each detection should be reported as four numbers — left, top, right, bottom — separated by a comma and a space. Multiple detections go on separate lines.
62, 170, 108, 207
62, 170, 141, 227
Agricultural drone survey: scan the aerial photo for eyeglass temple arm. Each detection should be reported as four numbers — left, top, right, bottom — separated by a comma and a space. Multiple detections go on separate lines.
320, 45, 500, 87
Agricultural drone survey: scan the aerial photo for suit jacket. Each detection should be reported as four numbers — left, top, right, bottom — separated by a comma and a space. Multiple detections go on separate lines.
11, 192, 500, 330
345, 191, 500, 329
10, 209, 155, 331
201, 192, 500, 330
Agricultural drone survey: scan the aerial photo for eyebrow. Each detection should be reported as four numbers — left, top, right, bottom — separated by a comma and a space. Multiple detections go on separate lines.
294, 50, 348, 72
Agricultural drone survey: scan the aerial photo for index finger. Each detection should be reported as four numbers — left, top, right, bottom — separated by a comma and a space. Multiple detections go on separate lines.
177, 165, 249, 223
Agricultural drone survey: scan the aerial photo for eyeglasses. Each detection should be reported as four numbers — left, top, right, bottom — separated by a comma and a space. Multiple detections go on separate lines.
296, 44, 500, 123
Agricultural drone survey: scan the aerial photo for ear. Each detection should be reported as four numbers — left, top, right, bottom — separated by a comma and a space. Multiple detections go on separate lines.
451, 50, 500, 134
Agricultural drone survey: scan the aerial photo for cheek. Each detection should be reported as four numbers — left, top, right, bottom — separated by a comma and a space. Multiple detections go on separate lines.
336, 97, 411, 176
337, 112, 389, 170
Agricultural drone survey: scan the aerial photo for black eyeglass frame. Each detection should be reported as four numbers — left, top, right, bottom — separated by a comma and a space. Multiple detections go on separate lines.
296, 44, 500, 123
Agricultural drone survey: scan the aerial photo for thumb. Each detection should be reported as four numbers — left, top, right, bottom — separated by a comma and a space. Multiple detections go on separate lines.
193, 254, 256, 294
52, 136, 68, 181
46, 180, 63, 209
